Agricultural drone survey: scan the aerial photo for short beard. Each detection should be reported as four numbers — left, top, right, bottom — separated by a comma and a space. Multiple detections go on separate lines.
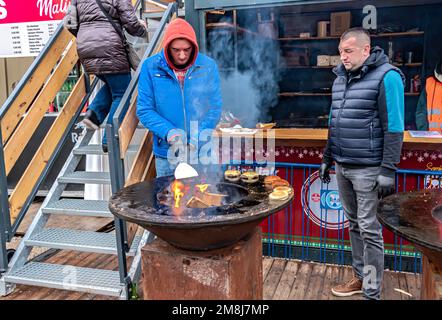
173, 61, 189, 69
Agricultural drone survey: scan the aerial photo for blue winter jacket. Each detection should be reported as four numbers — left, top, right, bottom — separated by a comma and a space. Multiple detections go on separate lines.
137, 50, 222, 158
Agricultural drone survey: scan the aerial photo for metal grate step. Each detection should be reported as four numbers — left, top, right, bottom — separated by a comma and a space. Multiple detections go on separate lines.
73, 143, 140, 156
26, 228, 142, 256
73, 144, 106, 155
127, 144, 141, 154
58, 171, 111, 184
42, 199, 112, 218
5, 262, 122, 297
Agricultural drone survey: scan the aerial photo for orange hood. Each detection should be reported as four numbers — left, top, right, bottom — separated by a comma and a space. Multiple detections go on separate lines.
163, 18, 199, 69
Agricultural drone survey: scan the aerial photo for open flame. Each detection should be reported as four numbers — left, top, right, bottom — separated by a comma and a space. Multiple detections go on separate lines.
171, 180, 185, 208
195, 184, 209, 193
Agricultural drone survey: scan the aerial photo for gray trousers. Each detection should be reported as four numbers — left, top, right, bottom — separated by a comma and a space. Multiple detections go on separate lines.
335, 163, 384, 300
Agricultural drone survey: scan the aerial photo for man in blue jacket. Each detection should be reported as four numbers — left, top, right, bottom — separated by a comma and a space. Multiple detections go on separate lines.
319, 28, 405, 300
137, 18, 222, 177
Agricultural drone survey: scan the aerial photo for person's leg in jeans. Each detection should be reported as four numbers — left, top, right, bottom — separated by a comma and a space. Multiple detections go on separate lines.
335, 164, 365, 280
155, 157, 177, 178
347, 166, 384, 300
99, 73, 132, 146
86, 75, 112, 124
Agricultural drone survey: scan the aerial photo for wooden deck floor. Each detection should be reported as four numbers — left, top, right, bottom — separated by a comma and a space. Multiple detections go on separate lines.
263, 257, 421, 300
1, 201, 421, 300
0, 255, 421, 300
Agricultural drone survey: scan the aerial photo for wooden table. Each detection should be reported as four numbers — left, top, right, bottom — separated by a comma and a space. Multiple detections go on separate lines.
378, 189, 442, 299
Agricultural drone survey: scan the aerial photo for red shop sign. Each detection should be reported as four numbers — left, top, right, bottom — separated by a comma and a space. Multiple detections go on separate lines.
0, 0, 67, 24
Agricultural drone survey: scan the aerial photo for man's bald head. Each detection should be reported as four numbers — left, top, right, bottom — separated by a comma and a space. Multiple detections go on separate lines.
339, 28, 372, 71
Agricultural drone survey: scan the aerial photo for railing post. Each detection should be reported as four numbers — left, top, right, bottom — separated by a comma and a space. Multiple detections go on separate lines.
0, 128, 11, 273
106, 123, 130, 295
175, 0, 180, 15
106, 2, 178, 298
83, 69, 91, 94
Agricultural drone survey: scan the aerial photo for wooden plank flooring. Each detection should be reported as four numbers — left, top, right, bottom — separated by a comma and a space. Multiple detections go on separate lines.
1, 256, 421, 300
262, 257, 421, 300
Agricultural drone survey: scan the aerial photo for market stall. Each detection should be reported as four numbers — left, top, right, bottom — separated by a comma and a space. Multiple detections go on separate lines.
186, 0, 442, 272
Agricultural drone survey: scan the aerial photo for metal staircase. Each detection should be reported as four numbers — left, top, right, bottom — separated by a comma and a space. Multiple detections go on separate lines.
0, 128, 148, 298
0, 1, 177, 299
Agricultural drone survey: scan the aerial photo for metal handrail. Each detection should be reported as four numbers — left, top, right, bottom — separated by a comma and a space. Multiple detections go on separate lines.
111, 2, 177, 135
105, 2, 176, 296
10, 78, 98, 236
0, 23, 98, 272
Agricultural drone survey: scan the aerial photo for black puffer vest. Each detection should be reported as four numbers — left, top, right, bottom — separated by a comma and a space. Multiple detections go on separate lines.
329, 47, 403, 166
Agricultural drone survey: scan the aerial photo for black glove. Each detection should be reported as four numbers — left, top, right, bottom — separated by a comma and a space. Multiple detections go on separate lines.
375, 174, 395, 198
167, 129, 186, 157
167, 132, 184, 146
319, 162, 331, 184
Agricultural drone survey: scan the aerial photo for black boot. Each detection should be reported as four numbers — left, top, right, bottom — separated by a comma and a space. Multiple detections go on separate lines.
82, 109, 100, 130
102, 144, 108, 153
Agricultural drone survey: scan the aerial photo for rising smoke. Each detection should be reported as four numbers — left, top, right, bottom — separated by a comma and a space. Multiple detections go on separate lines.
207, 11, 282, 128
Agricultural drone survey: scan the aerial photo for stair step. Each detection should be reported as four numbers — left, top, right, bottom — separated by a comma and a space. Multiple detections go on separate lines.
42, 199, 112, 218
58, 171, 111, 184
26, 229, 141, 256
127, 144, 141, 154
73, 144, 106, 155
73, 144, 139, 156
5, 262, 122, 297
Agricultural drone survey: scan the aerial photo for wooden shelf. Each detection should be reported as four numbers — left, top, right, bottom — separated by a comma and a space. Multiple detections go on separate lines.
206, 22, 261, 37
280, 65, 335, 69
393, 63, 423, 67
373, 31, 424, 38
280, 63, 422, 69
278, 31, 424, 41
279, 35, 338, 41
279, 92, 331, 97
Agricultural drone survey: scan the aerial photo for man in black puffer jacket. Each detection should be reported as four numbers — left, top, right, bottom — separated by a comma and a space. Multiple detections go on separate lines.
75, 0, 146, 152
319, 28, 405, 300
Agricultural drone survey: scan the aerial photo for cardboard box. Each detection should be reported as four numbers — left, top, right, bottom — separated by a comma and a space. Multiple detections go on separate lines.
330, 12, 351, 36
317, 55, 330, 66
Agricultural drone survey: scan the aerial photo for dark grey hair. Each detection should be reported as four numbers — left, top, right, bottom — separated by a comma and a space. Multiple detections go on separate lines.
340, 27, 371, 45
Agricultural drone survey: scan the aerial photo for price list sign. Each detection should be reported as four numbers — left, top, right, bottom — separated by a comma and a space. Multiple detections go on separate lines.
0, 0, 67, 57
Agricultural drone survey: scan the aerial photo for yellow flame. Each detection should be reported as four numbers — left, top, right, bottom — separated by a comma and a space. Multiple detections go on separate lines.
196, 184, 209, 193
171, 181, 185, 208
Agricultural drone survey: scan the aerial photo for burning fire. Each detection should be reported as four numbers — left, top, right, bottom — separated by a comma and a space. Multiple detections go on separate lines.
195, 184, 209, 193
171, 180, 185, 208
